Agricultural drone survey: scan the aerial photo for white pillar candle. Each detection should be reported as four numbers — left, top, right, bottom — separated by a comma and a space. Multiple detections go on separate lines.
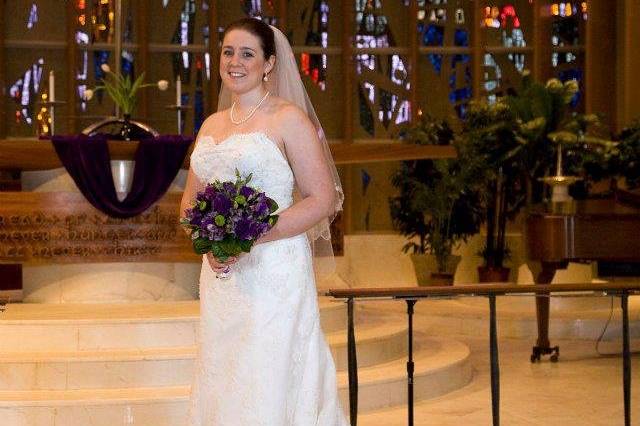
49, 70, 55, 102
176, 75, 182, 107
49, 70, 55, 135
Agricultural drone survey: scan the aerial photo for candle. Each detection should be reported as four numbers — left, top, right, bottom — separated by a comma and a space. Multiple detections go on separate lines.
49, 70, 55, 135
176, 75, 182, 107
49, 70, 55, 102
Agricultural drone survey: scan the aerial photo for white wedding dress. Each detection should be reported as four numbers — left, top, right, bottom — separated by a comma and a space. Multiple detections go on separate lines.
187, 131, 349, 425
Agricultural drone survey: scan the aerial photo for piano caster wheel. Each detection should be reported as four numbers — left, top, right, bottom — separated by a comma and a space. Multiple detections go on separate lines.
550, 346, 560, 363
530, 347, 541, 363
530, 346, 559, 363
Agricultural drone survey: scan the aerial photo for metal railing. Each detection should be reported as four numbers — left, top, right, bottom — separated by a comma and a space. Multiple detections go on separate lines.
326, 282, 640, 426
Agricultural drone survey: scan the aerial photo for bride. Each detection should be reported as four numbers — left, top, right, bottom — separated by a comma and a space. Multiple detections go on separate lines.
181, 17, 349, 425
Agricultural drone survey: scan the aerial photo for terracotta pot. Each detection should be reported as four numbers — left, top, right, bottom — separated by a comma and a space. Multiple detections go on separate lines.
410, 254, 461, 286
477, 266, 511, 283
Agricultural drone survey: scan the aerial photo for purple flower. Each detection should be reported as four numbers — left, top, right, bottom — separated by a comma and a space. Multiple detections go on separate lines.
234, 217, 254, 240
240, 185, 255, 199
223, 182, 237, 196
212, 193, 232, 215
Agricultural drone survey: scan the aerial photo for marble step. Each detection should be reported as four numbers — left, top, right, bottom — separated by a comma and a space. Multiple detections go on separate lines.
0, 320, 407, 390
0, 298, 347, 352
0, 337, 472, 424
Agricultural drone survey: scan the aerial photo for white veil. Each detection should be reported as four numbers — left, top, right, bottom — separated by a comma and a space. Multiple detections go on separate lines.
217, 24, 344, 275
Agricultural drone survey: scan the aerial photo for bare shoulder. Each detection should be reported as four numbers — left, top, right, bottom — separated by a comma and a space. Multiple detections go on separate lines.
199, 111, 225, 132
266, 96, 313, 132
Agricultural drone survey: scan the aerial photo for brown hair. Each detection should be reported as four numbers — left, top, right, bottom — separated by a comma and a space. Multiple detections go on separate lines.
222, 18, 276, 60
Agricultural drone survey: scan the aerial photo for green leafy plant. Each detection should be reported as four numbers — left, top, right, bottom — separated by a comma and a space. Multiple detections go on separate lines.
611, 120, 640, 189
83, 64, 169, 116
390, 114, 482, 273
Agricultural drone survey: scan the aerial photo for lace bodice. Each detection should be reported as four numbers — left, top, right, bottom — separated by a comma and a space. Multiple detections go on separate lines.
190, 131, 294, 212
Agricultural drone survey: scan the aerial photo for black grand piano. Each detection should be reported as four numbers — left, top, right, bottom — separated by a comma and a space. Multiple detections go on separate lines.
525, 189, 640, 362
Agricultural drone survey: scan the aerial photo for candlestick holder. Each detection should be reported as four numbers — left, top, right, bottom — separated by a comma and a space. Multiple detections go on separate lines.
165, 104, 192, 135
36, 100, 67, 136
539, 145, 582, 213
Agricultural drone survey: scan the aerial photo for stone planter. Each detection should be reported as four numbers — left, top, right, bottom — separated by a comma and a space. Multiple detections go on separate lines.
410, 254, 461, 286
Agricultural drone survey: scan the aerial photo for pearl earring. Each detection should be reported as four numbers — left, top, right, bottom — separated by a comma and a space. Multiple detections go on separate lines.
263, 73, 268, 82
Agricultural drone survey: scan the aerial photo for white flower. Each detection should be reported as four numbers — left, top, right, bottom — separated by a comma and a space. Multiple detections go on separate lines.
157, 80, 169, 91
100, 63, 111, 73
83, 89, 94, 101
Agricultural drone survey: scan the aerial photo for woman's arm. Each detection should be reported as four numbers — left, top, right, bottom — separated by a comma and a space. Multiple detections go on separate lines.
257, 105, 336, 244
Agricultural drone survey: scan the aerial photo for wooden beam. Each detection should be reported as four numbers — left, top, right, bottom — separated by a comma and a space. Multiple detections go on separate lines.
0, 139, 457, 171
278, 0, 287, 33
136, 1, 150, 121
342, 0, 354, 143
66, 1, 78, 134
586, 0, 617, 131
409, 0, 419, 119
341, 1, 355, 234
472, 0, 483, 99
616, 0, 640, 131
208, 1, 220, 114
0, 0, 5, 138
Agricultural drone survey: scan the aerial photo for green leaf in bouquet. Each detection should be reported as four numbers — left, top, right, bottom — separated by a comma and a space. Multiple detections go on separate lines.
198, 200, 207, 211
268, 215, 279, 226
267, 198, 279, 213
192, 238, 211, 255
210, 243, 229, 261
235, 195, 247, 206
239, 239, 253, 252
219, 237, 242, 257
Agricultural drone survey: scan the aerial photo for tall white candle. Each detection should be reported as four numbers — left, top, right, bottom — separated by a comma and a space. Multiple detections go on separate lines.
49, 70, 55, 135
49, 70, 55, 102
176, 75, 182, 107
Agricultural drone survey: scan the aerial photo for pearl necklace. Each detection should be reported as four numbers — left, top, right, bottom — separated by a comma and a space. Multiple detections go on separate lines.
230, 91, 271, 125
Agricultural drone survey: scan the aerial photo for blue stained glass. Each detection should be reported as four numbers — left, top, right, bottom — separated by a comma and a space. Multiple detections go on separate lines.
423, 24, 444, 72
93, 50, 110, 103
454, 28, 468, 47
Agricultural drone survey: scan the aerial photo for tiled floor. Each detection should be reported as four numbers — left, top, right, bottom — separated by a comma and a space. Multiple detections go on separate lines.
358, 319, 639, 425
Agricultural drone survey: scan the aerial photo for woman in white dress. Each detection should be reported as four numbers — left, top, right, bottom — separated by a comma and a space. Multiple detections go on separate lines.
181, 18, 348, 425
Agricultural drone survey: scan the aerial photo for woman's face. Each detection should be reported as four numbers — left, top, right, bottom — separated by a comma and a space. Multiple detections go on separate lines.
220, 29, 273, 95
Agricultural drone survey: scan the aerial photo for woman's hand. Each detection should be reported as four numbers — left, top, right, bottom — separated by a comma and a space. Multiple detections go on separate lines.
206, 253, 238, 273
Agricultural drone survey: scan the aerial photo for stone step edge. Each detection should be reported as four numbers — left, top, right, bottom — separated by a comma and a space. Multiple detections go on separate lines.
336, 337, 470, 386
0, 298, 344, 325
325, 320, 406, 347
0, 321, 407, 362
0, 341, 469, 408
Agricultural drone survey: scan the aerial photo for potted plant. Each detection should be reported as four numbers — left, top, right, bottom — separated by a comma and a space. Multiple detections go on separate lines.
390, 114, 482, 285
458, 73, 614, 283
611, 120, 640, 189
457, 100, 526, 283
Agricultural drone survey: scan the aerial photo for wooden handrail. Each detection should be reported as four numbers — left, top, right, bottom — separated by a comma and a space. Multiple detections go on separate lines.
0, 139, 457, 171
325, 282, 640, 299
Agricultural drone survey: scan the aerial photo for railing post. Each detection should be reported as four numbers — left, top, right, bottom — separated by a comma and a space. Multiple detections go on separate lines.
406, 299, 417, 426
621, 291, 631, 426
347, 297, 358, 426
489, 294, 500, 426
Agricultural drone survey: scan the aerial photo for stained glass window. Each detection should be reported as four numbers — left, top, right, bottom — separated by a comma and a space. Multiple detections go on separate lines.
481, 2, 533, 103
417, 0, 473, 118
549, 1, 587, 109
354, 0, 411, 138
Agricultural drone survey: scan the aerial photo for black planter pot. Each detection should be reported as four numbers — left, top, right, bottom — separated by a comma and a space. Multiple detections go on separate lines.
82, 116, 159, 141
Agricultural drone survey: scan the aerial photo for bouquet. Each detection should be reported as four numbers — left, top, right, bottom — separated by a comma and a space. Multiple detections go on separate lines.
180, 170, 279, 278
